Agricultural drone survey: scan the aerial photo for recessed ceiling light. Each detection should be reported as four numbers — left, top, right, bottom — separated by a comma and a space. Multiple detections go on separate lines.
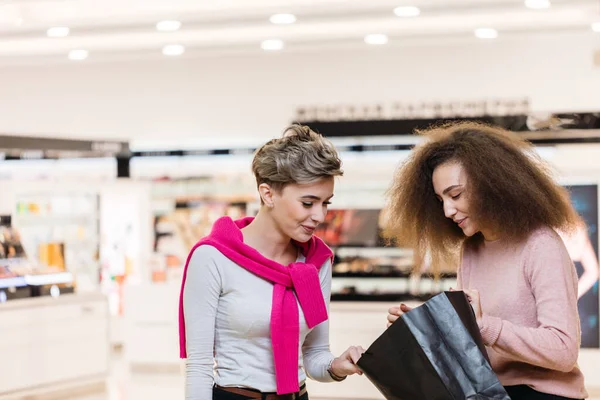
474, 28, 498, 39
524, 0, 551, 9
261, 39, 284, 51
364, 34, 389, 45
68, 49, 88, 61
156, 20, 182, 32
162, 44, 185, 56
393, 6, 421, 17
47, 27, 70, 38
592, 22, 600, 33
269, 14, 297, 24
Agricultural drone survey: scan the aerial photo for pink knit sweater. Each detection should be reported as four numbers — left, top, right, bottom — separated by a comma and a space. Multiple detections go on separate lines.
459, 227, 587, 399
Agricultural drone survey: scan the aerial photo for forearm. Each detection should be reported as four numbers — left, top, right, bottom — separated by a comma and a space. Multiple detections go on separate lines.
578, 271, 597, 299
480, 314, 578, 372
183, 246, 222, 399
185, 359, 216, 399
303, 346, 336, 382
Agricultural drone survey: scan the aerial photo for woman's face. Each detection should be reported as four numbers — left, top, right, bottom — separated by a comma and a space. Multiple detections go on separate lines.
432, 161, 481, 238
269, 177, 335, 243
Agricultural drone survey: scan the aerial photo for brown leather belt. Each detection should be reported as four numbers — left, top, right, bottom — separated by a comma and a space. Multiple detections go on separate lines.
215, 383, 307, 399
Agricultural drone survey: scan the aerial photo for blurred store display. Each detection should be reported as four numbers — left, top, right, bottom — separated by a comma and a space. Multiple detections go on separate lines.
149, 176, 253, 283
0, 214, 75, 302
314, 207, 457, 302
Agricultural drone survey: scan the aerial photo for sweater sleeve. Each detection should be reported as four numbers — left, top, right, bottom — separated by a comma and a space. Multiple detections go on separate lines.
479, 231, 581, 373
184, 246, 222, 399
301, 259, 336, 382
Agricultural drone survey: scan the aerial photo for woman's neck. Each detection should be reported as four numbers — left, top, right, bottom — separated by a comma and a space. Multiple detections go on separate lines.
241, 210, 297, 264
481, 228, 500, 242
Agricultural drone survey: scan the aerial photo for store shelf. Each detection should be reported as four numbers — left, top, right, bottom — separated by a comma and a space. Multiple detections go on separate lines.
333, 271, 411, 278
331, 293, 434, 302
0, 276, 27, 289
332, 270, 457, 279
331, 273, 457, 302
334, 247, 413, 258
11, 192, 101, 294
24, 271, 73, 286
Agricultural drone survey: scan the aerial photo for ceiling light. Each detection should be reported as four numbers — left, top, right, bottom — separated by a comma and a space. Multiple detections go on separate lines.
364, 34, 389, 45
592, 22, 600, 33
474, 28, 498, 39
47, 27, 70, 38
261, 39, 284, 51
524, 0, 551, 9
269, 14, 297, 24
68, 50, 88, 61
156, 20, 182, 32
393, 6, 421, 17
162, 44, 185, 56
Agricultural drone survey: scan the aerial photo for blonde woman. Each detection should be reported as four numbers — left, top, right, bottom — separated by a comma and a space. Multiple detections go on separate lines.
179, 125, 364, 399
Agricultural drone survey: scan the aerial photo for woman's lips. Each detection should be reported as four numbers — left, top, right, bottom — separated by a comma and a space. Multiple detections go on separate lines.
302, 225, 316, 233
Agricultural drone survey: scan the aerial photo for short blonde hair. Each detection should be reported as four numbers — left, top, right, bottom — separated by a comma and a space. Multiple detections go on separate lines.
252, 124, 343, 197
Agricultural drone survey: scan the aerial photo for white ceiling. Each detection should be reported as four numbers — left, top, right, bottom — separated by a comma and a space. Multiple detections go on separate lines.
0, 0, 598, 64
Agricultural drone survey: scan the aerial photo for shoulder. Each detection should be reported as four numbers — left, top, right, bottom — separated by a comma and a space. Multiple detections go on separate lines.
190, 244, 224, 259
188, 245, 231, 269
520, 226, 573, 274
318, 257, 332, 274
184, 245, 227, 289
522, 226, 566, 253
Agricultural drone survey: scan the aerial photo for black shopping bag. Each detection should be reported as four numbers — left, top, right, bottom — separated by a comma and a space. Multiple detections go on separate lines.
357, 291, 510, 400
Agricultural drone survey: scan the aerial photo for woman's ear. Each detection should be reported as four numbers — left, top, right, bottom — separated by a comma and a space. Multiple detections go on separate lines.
258, 183, 275, 208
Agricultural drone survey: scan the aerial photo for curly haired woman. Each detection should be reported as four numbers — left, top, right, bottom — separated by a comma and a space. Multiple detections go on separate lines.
385, 122, 588, 400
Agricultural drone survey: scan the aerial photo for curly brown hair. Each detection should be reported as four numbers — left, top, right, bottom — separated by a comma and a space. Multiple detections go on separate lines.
384, 121, 580, 274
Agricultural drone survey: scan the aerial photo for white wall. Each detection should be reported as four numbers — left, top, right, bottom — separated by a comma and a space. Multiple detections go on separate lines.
0, 31, 598, 147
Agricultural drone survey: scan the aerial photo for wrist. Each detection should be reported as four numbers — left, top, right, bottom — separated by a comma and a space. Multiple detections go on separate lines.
328, 358, 347, 381
478, 314, 503, 346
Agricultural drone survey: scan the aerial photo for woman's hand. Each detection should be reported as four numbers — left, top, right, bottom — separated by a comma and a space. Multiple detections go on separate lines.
331, 345, 366, 378
386, 303, 413, 328
462, 289, 483, 325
